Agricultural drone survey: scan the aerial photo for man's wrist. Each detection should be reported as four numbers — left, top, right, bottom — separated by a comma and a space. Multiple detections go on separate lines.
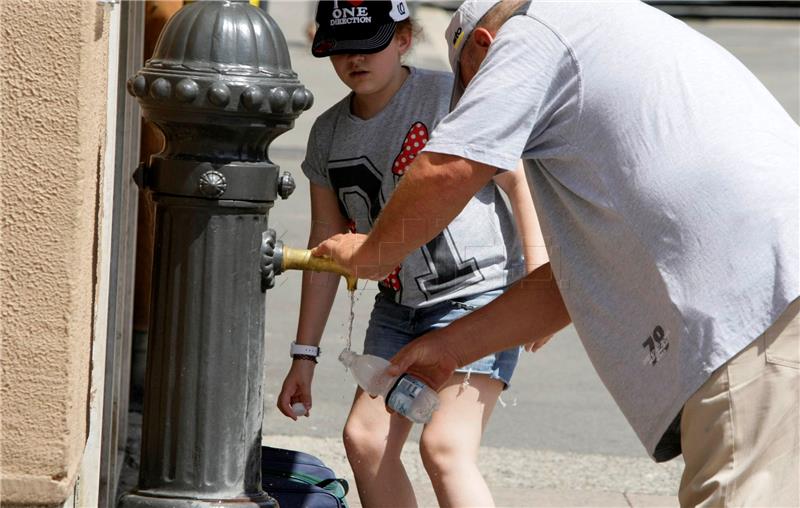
352, 234, 377, 277
360, 233, 401, 279
438, 318, 471, 369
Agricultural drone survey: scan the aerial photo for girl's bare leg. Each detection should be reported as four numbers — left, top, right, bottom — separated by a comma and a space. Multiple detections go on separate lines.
420, 373, 503, 508
343, 387, 416, 507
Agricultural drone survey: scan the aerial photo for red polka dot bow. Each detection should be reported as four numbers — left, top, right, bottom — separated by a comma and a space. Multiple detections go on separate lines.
392, 122, 429, 176
381, 266, 402, 291
379, 122, 428, 292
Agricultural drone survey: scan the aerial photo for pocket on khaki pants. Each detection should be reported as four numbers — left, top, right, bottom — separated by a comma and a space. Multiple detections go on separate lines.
765, 299, 800, 369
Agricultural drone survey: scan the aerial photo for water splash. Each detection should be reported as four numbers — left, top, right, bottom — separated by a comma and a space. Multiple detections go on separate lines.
496, 395, 519, 409
458, 369, 472, 395
346, 289, 355, 352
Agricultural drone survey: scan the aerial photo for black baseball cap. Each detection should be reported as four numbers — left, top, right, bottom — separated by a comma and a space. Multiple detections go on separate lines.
312, 0, 411, 58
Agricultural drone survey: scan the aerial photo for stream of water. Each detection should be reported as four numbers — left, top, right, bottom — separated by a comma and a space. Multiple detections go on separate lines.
345, 290, 355, 352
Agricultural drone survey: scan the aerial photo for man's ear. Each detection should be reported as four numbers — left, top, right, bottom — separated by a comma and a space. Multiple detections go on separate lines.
472, 27, 494, 49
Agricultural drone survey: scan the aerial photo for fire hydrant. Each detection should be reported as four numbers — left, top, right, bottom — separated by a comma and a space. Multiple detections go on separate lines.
120, 1, 313, 506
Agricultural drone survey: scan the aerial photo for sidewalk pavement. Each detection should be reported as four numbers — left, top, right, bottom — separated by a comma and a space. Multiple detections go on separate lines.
122, 412, 680, 508
264, 434, 679, 508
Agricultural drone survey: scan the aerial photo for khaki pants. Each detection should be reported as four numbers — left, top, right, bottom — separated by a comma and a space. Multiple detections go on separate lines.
680, 299, 800, 508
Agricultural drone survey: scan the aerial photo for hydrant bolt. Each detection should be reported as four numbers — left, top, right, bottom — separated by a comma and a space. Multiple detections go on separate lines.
278, 171, 295, 200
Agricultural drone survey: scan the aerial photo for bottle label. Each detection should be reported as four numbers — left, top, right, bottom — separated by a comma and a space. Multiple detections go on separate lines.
386, 374, 425, 417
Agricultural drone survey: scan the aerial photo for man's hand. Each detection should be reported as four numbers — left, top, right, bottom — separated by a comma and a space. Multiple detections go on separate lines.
386, 330, 462, 391
312, 232, 390, 281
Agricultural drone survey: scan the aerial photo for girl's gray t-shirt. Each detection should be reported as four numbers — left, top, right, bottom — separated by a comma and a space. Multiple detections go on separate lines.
425, 1, 799, 457
302, 67, 525, 308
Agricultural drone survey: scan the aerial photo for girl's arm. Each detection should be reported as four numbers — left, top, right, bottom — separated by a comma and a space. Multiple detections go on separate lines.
296, 183, 351, 347
493, 163, 552, 352
277, 182, 349, 419
493, 162, 548, 274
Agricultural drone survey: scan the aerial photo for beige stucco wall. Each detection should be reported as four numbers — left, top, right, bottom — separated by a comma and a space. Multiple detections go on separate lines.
1, 0, 110, 504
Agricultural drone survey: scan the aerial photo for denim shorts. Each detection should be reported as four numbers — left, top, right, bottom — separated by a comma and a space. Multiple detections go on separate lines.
363, 288, 521, 389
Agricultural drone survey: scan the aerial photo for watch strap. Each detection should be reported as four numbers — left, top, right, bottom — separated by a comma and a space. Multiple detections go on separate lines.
290, 342, 320, 358
292, 354, 318, 364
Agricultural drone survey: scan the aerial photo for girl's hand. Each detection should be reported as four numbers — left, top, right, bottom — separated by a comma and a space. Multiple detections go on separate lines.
277, 360, 316, 421
524, 334, 554, 353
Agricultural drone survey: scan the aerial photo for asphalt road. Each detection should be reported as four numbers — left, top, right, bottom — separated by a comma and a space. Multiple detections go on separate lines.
259, 2, 799, 462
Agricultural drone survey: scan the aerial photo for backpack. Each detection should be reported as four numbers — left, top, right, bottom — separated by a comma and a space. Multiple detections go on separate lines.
261, 446, 350, 508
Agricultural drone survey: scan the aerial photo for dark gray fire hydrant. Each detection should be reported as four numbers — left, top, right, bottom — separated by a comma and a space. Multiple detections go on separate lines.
119, 1, 312, 506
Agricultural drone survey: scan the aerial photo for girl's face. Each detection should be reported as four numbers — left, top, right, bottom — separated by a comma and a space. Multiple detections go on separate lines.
329, 28, 412, 96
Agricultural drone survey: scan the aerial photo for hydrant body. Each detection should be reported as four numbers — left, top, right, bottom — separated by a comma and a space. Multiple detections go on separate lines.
120, 1, 312, 506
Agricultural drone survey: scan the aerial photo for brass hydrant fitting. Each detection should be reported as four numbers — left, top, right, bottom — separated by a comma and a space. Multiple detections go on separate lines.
275, 241, 357, 291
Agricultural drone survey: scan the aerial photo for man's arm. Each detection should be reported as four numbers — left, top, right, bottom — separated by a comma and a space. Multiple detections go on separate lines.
387, 263, 572, 390
313, 152, 497, 280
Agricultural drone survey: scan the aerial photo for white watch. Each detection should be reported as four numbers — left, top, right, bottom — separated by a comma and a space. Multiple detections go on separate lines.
290, 342, 320, 358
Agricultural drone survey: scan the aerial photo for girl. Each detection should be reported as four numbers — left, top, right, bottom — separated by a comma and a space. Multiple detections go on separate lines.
277, 1, 546, 506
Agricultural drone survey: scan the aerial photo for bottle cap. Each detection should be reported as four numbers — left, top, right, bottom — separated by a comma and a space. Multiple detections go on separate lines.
338, 349, 355, 367
291, 402, 307, 417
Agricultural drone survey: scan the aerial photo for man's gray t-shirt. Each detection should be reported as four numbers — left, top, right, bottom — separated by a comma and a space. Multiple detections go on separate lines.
303, 67, 524, 308
425, 1, 799, 456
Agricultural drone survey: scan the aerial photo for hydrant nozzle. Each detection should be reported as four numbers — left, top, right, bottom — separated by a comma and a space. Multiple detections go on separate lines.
275, 241, 358, 291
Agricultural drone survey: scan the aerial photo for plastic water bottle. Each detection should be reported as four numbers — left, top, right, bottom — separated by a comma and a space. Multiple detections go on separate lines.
338, 350, 439, 424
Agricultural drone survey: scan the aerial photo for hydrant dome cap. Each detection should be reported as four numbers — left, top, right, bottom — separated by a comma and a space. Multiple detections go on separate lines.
148, 1, 296, 78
